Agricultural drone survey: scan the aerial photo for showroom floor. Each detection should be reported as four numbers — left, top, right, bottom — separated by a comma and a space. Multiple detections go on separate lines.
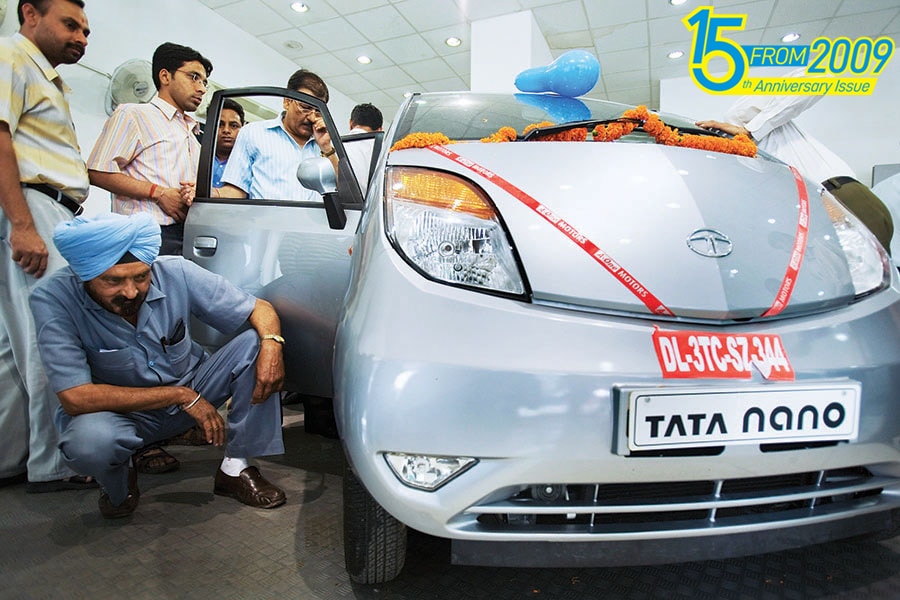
3, 403, 900, 600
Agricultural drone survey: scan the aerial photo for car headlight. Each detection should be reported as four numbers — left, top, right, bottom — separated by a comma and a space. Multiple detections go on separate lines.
384, 452, 477, 491
820, 190, 891, 296
385, 167, 526, 296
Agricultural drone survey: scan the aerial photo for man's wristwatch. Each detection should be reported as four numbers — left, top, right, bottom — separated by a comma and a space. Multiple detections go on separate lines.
261, 334, 285, 345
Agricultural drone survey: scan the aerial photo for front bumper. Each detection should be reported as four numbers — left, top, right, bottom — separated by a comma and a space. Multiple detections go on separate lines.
452, 507, 900, 567
334, 235, 900, 563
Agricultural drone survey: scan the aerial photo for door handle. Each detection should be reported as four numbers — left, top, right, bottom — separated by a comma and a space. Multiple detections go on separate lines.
192, 236, 218, 258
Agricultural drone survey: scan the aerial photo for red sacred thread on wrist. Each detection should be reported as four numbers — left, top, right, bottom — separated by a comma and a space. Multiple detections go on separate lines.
149, 184, 158, 199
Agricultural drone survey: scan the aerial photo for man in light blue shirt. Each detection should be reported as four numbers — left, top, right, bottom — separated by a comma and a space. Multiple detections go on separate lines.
211, 98, 244, 188
30, 213, 288, 518
218, 69, 336, 201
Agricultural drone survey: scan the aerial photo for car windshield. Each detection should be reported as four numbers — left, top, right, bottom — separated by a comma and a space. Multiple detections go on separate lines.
393, 92, 702, 142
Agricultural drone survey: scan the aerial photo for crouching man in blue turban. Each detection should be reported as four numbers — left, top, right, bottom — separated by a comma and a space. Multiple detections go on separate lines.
29, 213, 286, 518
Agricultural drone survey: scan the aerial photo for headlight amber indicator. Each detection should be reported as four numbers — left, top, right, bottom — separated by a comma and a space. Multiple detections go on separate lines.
388, 167, 495, 220
820, 188, 890, 297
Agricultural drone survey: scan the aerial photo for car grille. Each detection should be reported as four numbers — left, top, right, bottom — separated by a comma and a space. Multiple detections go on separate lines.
463, 466, 900, 536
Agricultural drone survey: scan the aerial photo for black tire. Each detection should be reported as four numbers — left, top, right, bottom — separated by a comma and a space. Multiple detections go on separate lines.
343, 465, 408, 584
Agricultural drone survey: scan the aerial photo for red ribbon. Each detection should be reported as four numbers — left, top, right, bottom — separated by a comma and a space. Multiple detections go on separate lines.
425, 145, 674, 316
761, 166, 809, 317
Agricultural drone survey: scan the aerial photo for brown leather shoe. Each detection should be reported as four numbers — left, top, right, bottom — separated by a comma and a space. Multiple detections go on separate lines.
98, 468, 139, 519
213, 466, 286, 509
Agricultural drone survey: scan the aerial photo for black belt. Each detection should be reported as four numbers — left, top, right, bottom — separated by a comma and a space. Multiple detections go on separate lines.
22, 183, 83, 216
822, 176, 858, 192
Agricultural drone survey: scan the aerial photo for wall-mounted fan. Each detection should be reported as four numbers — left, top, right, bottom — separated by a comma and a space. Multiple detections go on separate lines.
105, 59, 154, 115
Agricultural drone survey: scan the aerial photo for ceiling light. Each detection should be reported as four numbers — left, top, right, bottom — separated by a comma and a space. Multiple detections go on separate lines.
445, 37, 462, 47
669, 0, 687, 5
283, 40, 303, 50
290, 2, 309, 12
357, 55, 372, 65
667, 50, 685, 59
781, 32, 801, 43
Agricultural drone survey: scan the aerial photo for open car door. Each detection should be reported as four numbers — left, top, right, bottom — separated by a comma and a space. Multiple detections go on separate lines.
185, 87, 365, 398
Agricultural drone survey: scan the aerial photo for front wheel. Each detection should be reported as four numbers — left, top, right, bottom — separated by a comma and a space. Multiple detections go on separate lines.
343, 465, 407, 584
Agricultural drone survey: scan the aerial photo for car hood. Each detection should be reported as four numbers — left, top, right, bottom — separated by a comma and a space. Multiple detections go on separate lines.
388, 142, 860, 320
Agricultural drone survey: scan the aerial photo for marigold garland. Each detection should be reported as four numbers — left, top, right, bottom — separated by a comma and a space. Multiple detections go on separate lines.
389, 106, 756, 158
389, 132, 451, 152
592, 120, 637, 141
523, 121, 588, 142
592, 105, 756, 157
480, 126, 517, 143
523, 121, 553, 134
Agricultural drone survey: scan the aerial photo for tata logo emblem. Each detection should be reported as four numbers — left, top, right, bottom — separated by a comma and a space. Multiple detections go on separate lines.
687, 228, 733, 258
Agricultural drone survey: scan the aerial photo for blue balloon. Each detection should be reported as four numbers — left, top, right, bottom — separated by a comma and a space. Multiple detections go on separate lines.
515, 50, 601, 97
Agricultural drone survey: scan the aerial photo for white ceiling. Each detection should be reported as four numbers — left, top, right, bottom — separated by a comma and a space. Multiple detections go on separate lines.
199, 0, 900, 117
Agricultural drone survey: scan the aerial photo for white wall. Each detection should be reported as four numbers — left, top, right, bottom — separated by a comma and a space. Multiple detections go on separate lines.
659, 65, 900, 187
470, 11, 552, 93
1, 0, 358, 217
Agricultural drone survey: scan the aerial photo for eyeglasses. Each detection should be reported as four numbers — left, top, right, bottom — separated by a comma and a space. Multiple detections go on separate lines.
175, 69, 209, 89
290, 99, 321, 115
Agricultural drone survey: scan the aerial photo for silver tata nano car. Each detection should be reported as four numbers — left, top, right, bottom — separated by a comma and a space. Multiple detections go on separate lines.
187, 89, 900, 585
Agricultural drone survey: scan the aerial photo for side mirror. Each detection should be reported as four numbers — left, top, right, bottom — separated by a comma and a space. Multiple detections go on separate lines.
297, 157, 346, 230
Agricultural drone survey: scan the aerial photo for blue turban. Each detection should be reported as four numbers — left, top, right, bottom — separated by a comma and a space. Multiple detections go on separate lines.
53, 213, 162, 281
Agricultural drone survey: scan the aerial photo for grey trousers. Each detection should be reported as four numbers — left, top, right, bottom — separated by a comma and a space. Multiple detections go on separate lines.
56, 329, 285, 505
0, 189, 76, 481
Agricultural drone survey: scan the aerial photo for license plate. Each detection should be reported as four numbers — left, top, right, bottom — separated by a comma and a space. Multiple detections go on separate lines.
652, 328, 795, 381
627, 383, 860, 451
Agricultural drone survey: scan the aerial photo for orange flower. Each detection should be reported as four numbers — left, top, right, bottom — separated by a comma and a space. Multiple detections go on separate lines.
539, 128, 587, 142
390, 132, 452, 152
480, 126, 518, 143
591, 121, 636, 141
523, 121, 555, 134
622, 106, 650, 121
555, 128, 588, 142
521, 122, 586, 141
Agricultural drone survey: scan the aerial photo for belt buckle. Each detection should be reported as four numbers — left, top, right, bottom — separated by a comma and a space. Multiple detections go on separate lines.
47, 186, 83, 216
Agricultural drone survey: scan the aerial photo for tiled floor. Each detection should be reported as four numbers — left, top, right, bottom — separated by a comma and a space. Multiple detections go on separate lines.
3, 404, 900, 600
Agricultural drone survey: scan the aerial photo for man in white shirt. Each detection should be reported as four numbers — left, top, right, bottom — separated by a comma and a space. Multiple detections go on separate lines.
345, 103, 383, 196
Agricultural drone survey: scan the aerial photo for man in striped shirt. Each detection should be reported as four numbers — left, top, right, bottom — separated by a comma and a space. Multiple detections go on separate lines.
88, 42, 212, 256
0, 0, 95, 492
